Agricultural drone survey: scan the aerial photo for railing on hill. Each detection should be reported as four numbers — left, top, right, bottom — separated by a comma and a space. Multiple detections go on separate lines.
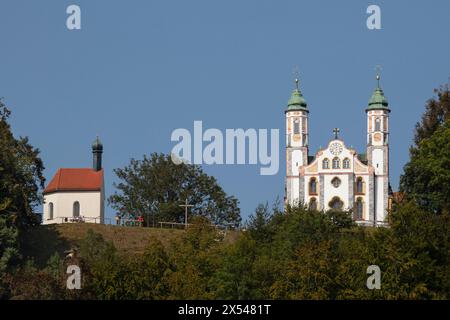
158, 221, 190, 229
53, 216, 103, 224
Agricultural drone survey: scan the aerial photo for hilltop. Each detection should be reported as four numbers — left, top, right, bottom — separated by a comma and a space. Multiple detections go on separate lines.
19, 223, 238, 268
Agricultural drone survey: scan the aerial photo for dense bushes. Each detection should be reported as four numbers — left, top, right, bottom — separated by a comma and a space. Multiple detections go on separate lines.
3, 203, 448, 300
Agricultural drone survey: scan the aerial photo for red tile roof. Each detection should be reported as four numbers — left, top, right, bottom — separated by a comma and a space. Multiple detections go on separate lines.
44, 168, 104, 194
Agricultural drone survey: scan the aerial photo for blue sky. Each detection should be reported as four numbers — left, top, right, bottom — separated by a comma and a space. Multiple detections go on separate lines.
1, 0, 449, 222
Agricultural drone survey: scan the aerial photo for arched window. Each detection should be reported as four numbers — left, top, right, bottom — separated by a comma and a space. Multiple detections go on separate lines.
73, 201, 80, 218
355, 198, 363, 220
329, 197, 343, 210
331, 177, 341, 188
309, 198, 317, 210
375, 118, 381, 131
294, 119, 300, 134
332, 157, 340, 169
49, 202, 54, 220
309, 178, 317, 195
356, 177, 364, 194
343, 158, 350, 169
322, 158, 329, 169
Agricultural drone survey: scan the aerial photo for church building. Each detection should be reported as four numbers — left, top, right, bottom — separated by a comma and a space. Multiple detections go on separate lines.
285, 74, 390, 226
42, 138, 105, 224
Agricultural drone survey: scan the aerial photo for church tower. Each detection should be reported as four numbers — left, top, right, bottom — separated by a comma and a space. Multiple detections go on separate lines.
366, 73, 390, 225
285, 78, 309, 206
92, 136, 103, 172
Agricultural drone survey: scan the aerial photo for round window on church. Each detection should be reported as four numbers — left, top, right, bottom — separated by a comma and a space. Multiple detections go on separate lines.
331, 177, 341, 188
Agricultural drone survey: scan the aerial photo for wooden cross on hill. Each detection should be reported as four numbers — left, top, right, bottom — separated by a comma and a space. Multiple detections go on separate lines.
179, 199, 194, 229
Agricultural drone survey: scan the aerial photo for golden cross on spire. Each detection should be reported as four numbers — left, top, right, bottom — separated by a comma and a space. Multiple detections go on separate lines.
375, 64, 382, 87
292, 66, 300, 90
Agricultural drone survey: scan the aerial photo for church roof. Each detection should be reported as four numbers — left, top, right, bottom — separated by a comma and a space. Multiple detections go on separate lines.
92, 136, 103, 151
366, 75, 390, 112
357, 153, 368, 164
286, 79, 308, 112
44, 168, 104, 194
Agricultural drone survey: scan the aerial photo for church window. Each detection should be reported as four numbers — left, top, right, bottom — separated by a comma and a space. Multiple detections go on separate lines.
332, 157, 340, 169
302, 117, 306, 133
322, 158, 329, 169
309, 178, 317, 195
375, 118, 381, 131
343, 158, 350, 169
356, 177, 364, 194
294, 119, 300, 134
355, 198, 363, 220
329, 197, 344, 210
73, 201, 80, 218
309, 197, 317, 210
331, 177, 341, 188
49, 202, 54, 220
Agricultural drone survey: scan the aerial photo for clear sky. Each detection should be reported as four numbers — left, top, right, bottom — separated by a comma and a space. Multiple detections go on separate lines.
1, 0, 449, 222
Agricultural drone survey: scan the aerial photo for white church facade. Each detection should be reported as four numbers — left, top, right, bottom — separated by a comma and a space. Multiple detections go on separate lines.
42, 138, 105, 224
285, 75, 390, 226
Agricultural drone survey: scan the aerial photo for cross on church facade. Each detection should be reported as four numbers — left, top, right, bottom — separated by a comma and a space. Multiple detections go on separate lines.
179, 198, 194, 229
333, 127, 340, 139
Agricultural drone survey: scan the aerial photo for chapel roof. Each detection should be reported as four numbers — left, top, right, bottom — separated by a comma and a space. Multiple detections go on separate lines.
44, 168, 104, 194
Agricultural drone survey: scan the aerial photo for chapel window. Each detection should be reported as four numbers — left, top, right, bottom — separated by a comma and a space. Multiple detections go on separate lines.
356, 177, 364, 194
309, 178, 317, 195
332, 157, 340, 169
343, 158, 350, 169
331, 177, 341, 188
294, 119, 300, 134
355, 198, 364, 220
329, 197, 344, 210
49, 202, 54, 220
73, 201, 80, 218
375, 118, 381, 131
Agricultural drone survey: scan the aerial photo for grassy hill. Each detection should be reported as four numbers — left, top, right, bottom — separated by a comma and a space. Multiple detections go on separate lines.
19, 223, 220, 268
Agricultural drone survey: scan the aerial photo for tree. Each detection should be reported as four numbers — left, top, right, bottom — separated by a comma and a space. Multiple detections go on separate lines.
246, 203, 272, 243
165, 216, 222, 299
400, 81, 450, 214
0, 100, 45, 229
400, 121, 450, 214
0, 100, 45, 295
413, 83, 450, 146
108, 153, 241, 226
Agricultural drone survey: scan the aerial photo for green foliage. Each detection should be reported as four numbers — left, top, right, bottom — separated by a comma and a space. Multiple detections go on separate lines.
78, 229, 126, 299
108, 153, 241, 226
0, 100, 45, 229
0, 216, 19, 275
401, 82, 450, 214
400, 121, 450, 214
0, 101, 45, 296
413, 83, 450, 146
